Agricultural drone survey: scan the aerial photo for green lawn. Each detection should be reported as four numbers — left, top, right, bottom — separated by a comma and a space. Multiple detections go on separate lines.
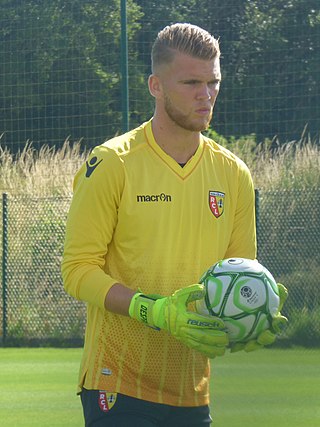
211, 348, 320, 427
0, 348, 83, 427
0, 348, 319, 426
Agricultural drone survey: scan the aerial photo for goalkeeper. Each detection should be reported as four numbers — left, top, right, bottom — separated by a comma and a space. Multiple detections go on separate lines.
62, 23, 287, 427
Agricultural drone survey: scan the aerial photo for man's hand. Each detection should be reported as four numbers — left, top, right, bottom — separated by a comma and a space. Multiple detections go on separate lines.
230, 283, 288, 353
129, 284, 229, 358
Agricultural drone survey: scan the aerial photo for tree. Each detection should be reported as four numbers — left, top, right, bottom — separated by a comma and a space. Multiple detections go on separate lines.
132, 0, 320, 142
1, 0, 319, 150
0, 0, 143, 150
223, 0, 320, 141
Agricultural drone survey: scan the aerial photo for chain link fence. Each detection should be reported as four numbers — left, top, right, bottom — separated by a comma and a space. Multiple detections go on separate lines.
1, 194, 85, 346
1, 190, 319, 347
257, 189, 320, 347
1, 1, 319, 151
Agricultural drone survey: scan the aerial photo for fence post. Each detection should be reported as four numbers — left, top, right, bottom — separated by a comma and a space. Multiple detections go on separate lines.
2, 193, 8, 345
120, 0, 129, 133
255, 188, 260, 259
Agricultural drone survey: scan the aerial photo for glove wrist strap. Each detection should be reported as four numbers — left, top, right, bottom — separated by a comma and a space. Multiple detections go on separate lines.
129, 293, 163, 329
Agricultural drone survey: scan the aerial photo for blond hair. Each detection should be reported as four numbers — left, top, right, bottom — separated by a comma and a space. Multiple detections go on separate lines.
151, 23, 220, 72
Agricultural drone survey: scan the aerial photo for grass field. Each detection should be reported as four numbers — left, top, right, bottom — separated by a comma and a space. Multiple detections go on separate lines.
211, 348, 320, 427
1, 347, 319, 427
0, 348, 83, 427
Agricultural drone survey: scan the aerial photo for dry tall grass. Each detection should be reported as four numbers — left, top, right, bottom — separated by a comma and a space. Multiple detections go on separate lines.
248, 138, 320, 191
0, 140, 88, 196
0, 136, 319, 195
215, 135, 320, 191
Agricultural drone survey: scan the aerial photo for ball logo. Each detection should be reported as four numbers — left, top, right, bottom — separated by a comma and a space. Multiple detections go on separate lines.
228, 258, 244, 265
240, 285, 253, 298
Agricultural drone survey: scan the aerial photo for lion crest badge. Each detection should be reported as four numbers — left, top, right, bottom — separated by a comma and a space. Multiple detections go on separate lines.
209, 191, 225, 218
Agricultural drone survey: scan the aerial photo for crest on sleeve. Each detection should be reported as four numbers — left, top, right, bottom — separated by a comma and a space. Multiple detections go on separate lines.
209, 191, 225, 218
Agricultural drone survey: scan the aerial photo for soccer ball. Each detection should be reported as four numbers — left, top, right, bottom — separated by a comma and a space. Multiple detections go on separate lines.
196, 258, 280, 343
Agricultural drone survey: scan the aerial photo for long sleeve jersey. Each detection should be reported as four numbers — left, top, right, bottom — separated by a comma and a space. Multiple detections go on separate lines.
62, 119, 256, 407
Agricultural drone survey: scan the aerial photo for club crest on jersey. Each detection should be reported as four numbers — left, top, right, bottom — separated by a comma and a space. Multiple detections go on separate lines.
209, 191, 225, 218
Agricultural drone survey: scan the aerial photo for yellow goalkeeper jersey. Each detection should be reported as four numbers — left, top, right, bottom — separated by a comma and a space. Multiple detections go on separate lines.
62, 119, 256, 407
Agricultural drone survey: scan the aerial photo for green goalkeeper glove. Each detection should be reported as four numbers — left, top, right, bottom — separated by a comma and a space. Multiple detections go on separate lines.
129, 284, 229, 358
230, 283, 288, 353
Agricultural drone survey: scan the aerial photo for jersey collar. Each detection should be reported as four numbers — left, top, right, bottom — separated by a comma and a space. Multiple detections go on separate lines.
144, 119, 205, 179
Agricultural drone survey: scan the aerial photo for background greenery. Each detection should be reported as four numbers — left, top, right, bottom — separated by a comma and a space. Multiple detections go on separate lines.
0, 0, 319, 150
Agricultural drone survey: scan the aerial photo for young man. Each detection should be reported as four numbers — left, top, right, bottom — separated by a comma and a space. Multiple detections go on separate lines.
62, 23, 286, 426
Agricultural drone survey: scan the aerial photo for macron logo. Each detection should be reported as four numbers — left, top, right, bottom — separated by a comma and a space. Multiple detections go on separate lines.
136, 193, 172, 203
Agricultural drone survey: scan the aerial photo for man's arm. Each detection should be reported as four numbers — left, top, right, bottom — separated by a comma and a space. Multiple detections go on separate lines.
104, 283, 136, 316
62, 146, 125, 310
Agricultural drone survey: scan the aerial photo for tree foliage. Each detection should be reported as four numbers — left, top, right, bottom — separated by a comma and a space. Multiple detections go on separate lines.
224, 0, 320, 140
0, 0, 142, 148
0, 0, 319, 150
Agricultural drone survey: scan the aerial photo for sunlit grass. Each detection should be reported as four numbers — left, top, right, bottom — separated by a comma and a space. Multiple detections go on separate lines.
0, 140, 88, 196
1, 134, 319, 195
0, 347, 319, 427
249, 138, 320, 191
0, 348, 83, 427
211, 348, 320, 427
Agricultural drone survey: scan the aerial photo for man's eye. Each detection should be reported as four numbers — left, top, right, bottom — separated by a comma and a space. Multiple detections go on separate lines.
209, 80, 220, 87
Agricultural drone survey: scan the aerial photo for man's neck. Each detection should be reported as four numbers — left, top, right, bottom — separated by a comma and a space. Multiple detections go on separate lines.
151, 117, 201, 164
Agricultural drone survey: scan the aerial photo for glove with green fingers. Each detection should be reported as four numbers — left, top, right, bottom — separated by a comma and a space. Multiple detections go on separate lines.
129, 284, 229, 358
230, 283, 288, 353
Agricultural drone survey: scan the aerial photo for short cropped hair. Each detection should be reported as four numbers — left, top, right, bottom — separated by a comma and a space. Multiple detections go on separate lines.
151, 23, 220, 72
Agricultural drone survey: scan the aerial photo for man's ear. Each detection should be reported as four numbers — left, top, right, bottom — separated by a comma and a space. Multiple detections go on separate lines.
148, 74, 162, 99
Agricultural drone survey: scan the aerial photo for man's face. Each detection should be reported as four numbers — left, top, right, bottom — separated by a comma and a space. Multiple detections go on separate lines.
156, 51, 221, 132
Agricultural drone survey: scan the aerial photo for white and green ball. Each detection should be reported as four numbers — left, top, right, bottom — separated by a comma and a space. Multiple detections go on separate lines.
196, 258, 280, 343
